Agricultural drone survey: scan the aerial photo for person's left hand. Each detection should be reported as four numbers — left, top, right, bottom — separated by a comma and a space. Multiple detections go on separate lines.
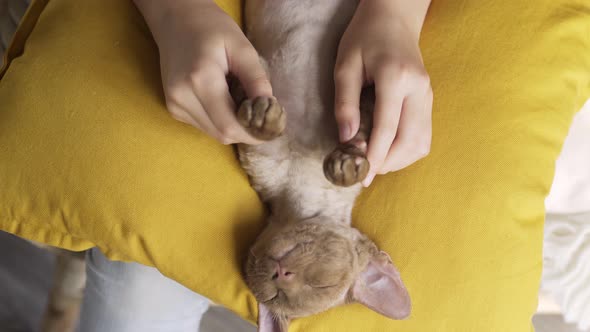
334, 0, 433, 186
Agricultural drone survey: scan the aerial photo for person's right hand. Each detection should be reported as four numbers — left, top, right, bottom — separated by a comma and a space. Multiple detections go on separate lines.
135, 0, 272, 145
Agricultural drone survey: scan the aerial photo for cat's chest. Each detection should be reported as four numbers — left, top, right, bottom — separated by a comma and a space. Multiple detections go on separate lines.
281, 147, 361, 220
245, 0, 357, 147
240, 0, 361, 217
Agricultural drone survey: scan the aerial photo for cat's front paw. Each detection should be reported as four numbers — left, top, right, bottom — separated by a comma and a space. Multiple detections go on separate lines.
237, 96, 286, 141
323, 144, 370, 187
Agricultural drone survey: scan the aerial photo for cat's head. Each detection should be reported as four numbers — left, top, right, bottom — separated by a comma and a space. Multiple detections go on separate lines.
245, 216, 410, 332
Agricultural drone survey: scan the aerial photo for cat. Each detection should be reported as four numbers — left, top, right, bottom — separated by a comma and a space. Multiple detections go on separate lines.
234, 1, 412, 331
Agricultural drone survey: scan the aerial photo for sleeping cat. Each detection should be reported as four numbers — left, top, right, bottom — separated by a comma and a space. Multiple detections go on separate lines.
233, 1, 411, 331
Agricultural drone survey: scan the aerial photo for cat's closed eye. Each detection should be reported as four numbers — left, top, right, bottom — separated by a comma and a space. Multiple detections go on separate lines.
309, 284, 338, 289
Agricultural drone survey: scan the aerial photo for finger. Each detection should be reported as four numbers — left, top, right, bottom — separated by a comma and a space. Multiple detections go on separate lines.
334, 54, 363, 142
166, 88, 223, 141
381, 88, 433, 172
362, 172, 376, 187
227, 42, 273, 98
168, 105, 203, 130
193, 68, 263, 145
366, 70, 405, 176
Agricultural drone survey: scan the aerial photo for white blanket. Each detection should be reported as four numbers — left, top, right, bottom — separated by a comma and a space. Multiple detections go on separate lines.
542, 100, 590, 330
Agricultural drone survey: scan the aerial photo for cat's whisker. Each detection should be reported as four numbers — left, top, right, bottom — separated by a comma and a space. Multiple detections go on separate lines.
249, 248, 258, 259
246, 272, 270, 278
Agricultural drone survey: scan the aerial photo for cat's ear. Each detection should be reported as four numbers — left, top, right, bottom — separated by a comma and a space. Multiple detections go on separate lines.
258, 303, 290, 332
350, 251, 411, 320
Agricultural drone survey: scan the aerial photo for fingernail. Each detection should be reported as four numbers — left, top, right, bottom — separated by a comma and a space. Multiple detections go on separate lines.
362, 172, 376, 187
339, 123, 352, 142
339, 123, 351, 142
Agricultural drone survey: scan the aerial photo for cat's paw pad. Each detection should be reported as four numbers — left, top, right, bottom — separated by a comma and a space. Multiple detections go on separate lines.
323, 144, 370, 187
237, 96, 286, 141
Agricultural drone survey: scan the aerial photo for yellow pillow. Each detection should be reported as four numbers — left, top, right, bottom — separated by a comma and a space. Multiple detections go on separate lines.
1, 0, 589, 331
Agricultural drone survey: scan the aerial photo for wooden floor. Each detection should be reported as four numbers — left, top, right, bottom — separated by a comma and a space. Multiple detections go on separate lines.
0, 231, 581, 332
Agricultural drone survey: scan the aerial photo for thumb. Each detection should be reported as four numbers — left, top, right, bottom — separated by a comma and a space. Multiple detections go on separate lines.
228, 43, 273, 98
334, 58, 363, 142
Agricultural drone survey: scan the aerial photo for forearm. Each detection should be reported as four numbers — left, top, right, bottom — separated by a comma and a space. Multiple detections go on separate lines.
133, 0, 166, 27
132, 0, 214, 41
374, 0, 431, 40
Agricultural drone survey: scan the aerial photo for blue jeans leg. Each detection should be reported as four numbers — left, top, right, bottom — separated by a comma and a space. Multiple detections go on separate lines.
76, 248, 210, 332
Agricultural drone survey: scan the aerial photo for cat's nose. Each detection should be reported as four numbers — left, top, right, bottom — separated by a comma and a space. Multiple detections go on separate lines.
272, 262, 295, 282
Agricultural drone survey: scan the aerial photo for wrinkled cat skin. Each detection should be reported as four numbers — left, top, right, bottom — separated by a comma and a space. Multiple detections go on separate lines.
236, 1, 411, 331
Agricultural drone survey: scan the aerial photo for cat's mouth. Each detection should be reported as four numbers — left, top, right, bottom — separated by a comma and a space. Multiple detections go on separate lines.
263, 289, 282, 303
310, 283, 338, 289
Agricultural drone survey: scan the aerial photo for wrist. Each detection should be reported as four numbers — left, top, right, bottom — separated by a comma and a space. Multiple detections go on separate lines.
364, 0, 431, 41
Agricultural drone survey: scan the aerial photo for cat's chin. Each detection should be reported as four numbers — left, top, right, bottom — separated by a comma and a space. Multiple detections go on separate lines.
263, 296, 347, 320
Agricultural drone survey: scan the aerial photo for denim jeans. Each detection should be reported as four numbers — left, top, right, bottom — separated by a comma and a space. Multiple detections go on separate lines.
76, 248, 210, 332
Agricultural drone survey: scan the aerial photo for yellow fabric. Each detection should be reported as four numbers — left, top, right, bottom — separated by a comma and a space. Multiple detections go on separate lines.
1, 0, 589, 331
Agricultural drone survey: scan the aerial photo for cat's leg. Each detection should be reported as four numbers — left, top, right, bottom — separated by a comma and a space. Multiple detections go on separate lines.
324, 88, 373, 187
237, 96, 286, 141
229, 58, 286, 141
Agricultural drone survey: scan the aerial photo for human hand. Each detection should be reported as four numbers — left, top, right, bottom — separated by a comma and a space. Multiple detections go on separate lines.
334, 0, 433, 186
135, 0, 272, 144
